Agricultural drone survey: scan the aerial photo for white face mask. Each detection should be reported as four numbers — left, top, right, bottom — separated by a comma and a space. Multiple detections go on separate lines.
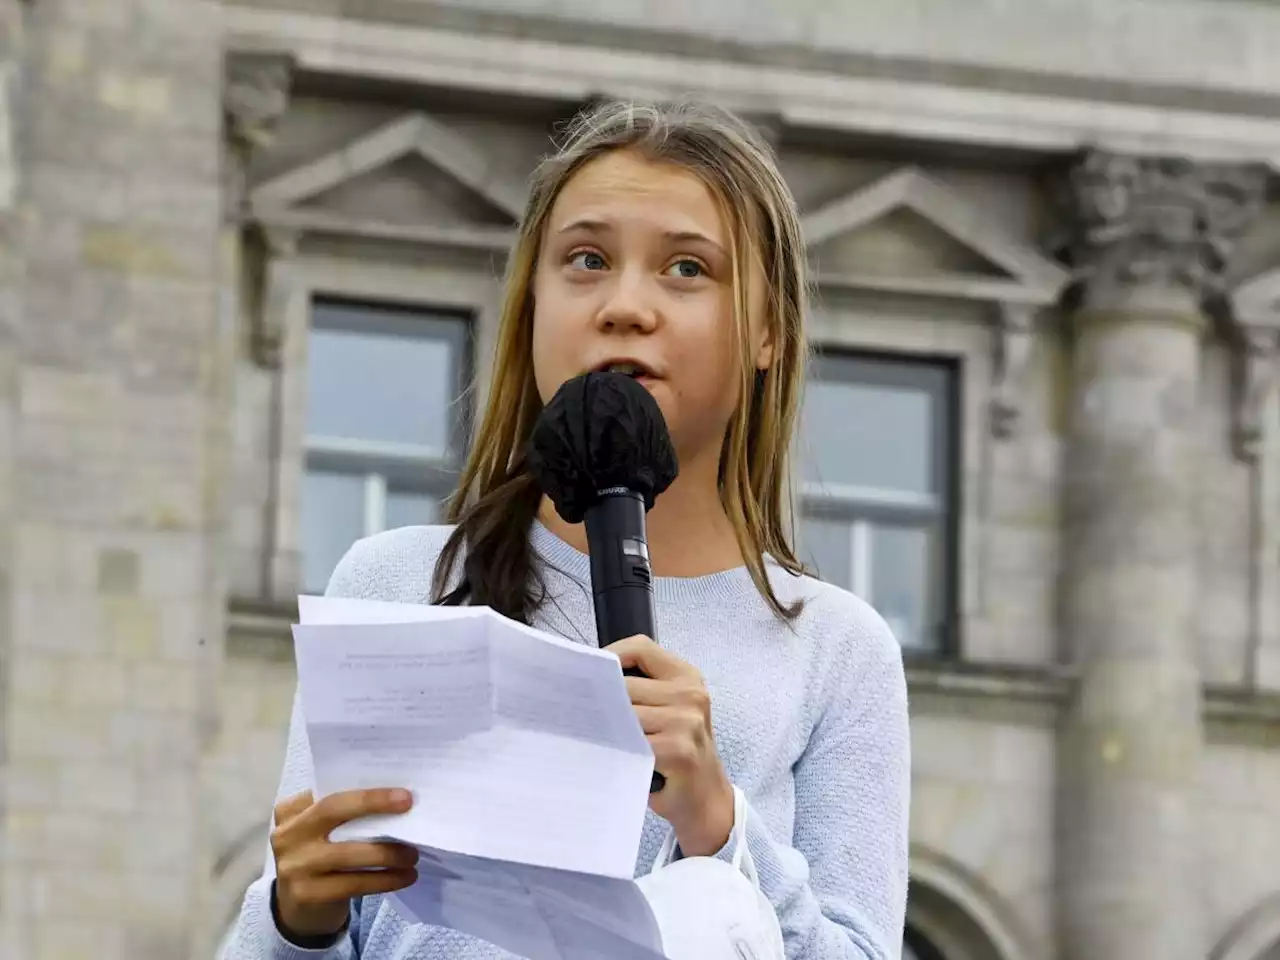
635, 787, 785, 960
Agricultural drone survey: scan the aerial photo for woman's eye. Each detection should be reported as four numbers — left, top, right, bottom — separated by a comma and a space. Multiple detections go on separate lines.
665, 259, 704, 279
569, 251, 607, 270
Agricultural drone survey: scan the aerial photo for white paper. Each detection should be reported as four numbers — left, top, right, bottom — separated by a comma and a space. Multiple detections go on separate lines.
292, 595, 667, 960
391, 847, 666, 960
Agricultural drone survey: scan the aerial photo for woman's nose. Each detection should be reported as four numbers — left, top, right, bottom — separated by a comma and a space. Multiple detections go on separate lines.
595, 271, 659, 333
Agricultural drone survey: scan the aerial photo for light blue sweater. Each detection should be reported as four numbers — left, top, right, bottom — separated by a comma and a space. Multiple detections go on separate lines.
223, 521, 910, 960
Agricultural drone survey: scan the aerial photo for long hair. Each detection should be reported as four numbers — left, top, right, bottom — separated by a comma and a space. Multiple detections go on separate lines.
433, 99, 810, 624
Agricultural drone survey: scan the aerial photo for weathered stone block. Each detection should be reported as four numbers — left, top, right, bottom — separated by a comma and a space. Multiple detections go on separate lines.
35, 919, 124, 960
66, 657, 133, 708
56, 759, 139, 815
100, 596, 160, 659
13, 591, 104, 655
82, 223, 206, 280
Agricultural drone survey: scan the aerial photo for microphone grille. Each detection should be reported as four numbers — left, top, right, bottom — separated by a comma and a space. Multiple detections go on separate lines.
527, 372, 679, 524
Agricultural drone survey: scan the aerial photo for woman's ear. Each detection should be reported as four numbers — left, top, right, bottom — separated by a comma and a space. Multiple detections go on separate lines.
754, 322, 775, 371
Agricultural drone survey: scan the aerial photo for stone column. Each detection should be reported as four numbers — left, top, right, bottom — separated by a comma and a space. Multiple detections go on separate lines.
0, 1, 24, 954
0, 2, 228, 959
1053, 150, 1267, 960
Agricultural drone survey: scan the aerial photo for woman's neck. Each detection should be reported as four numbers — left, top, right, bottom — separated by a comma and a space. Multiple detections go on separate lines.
535, 455, 744, 578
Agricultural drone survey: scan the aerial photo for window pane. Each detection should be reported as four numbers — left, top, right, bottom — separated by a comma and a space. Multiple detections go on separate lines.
800, 377, 936, 495
871, 523, 933, 651
799, 515, 853, 590
385, 489, 439, 530
300, 470, 367, 593
307, 304, 462, 452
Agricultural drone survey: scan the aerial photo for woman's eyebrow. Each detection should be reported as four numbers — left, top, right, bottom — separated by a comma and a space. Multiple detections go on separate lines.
663, 230, 727, 258
556, 217, 612, 235
557, 218, 725, 254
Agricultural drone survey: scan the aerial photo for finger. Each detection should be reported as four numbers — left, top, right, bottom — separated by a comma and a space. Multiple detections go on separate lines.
274, 791, 315, 827
610, 636, 694, 681
290, 840, 420, 876
648, 731, 699, 772
300, 788, 413, 836
624, 674, 679, 706
296, 867, 419, 906
632, 704, 671, 735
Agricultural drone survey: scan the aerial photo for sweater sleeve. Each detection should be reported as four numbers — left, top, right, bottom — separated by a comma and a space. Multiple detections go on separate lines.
217, 685, 362, 960
708, 611, 911, 960
219, 536, 402, 960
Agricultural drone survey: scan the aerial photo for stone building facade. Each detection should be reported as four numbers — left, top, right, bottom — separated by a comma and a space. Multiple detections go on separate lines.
3, 2, 1280, 959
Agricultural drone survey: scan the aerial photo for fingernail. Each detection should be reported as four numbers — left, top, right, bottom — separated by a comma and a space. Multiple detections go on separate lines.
391, 789, 412, 805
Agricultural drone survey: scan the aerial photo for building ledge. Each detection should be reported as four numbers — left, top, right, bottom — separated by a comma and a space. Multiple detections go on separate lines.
230, 596, 1280, 738
227, 5, 1280, 166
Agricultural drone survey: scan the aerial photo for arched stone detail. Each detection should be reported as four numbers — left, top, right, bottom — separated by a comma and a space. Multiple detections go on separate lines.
908, 845, 1037, 960
210, 819, 273, 939
1211, 893, 1280, 960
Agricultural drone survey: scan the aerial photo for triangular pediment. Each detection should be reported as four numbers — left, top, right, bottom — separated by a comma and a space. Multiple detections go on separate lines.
802, 166, 1070, 305
248, 111, 526, 226
810, 206, 1013, 279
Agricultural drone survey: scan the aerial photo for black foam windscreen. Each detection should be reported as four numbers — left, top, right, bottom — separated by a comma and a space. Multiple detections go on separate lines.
527, 371, 679, 524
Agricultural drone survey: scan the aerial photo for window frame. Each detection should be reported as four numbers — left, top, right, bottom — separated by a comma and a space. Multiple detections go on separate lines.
298, 296, 474, 593
257, 246, 501, 604
797, 346, 961, 658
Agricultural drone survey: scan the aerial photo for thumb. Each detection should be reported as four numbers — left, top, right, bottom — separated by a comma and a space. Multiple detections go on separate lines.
273, 790, 315, 827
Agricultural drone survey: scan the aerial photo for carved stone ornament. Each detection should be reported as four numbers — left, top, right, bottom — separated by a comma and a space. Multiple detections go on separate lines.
250, 224, 299, 369
990, 303, 1037, 438
222, 52, 295, 219
1233, 324, 1280, 462
1054, 149, 1269, 302
224, 52, 295, 150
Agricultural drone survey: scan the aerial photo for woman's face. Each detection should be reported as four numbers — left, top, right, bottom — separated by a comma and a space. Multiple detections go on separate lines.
531, 149, 770, 468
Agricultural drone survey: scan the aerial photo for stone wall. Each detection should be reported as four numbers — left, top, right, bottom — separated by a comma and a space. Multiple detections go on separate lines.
0, 2, 230, 958
1, 2, 1278, 958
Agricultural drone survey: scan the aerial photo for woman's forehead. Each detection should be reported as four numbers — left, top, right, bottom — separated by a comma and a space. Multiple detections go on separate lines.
549, 150, 728, 241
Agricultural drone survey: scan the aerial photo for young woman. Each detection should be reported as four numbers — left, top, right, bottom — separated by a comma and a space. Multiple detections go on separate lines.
224, 99, 910, 960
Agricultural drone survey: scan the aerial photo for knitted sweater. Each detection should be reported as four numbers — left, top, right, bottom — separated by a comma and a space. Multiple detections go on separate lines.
222, 521, 910, 960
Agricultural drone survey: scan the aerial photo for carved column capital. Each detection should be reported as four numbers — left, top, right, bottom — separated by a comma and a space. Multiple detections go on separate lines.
1054, 148, 1269, 310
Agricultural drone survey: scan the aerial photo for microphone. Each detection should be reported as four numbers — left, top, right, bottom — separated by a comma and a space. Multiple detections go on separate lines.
527, 371, 679, 793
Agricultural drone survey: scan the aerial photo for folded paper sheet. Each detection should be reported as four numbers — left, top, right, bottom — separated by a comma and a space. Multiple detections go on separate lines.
293, 595, 667, 960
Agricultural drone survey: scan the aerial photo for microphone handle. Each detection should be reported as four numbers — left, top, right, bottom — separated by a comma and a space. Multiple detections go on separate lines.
584, 490, 667, 793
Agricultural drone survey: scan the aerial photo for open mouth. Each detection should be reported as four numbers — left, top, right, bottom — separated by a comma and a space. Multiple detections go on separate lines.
597, 361, 658, 380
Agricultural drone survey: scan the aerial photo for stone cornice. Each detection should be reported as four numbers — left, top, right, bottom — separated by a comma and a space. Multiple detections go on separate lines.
224, 0, 1280, 109
226, 7, 1280, 168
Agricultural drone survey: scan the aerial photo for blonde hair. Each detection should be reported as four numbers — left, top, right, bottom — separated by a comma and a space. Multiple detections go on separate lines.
434, 99, 810, 623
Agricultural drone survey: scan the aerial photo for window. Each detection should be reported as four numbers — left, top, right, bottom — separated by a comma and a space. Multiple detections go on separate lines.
796, 351, 956, 654
300, 298, 471, 593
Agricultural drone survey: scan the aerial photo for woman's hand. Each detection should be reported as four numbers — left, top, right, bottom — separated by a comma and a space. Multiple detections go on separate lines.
612, 635, 734, 858
270, 788, 419, 941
